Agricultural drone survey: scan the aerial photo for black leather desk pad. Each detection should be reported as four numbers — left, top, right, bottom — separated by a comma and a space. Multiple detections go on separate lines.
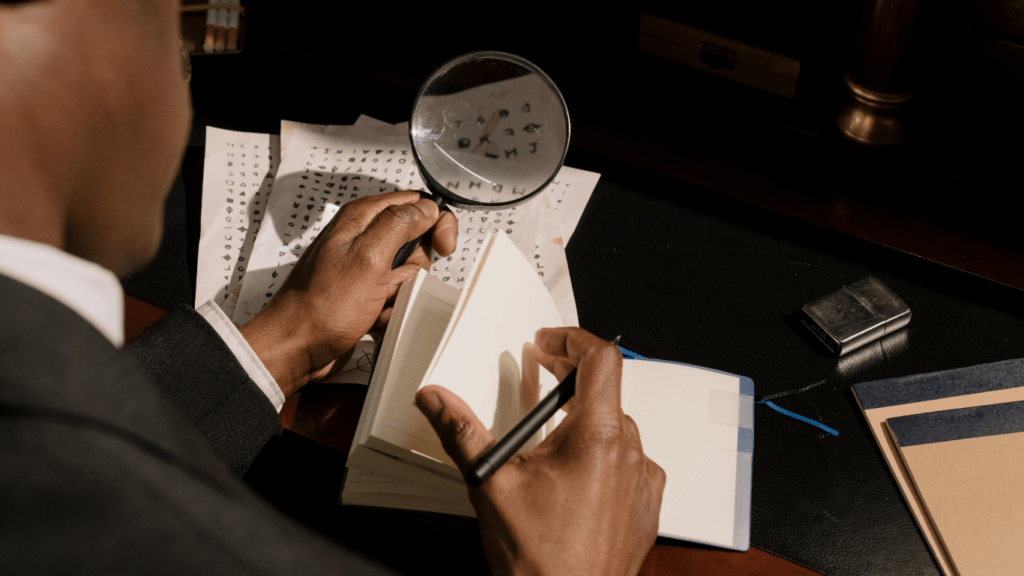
127, 134, 1024, 576
563, 147, 1024, 576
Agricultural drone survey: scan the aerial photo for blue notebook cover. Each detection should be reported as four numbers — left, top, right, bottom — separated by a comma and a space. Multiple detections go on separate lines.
853, 358, 1024, 411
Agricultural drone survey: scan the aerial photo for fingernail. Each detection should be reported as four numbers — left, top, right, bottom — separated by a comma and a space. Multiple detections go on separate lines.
415, 390, 443, 419
413, 198, 438, 219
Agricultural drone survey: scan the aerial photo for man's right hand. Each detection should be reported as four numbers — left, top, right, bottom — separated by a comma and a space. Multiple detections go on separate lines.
239, 191, 457, 397
415, 327, 666, 576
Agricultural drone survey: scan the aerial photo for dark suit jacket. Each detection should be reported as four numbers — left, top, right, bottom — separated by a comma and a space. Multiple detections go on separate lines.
0, 273, 396, 574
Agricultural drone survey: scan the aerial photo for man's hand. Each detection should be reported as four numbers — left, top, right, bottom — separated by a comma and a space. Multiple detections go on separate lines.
240, 191, 458, 397
416, 327, 666, 576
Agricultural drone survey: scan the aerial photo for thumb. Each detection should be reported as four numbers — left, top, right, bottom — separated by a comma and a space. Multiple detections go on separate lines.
415, 385, 495, 475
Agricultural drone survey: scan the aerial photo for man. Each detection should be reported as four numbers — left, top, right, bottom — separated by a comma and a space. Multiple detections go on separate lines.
0, 1, 665, 574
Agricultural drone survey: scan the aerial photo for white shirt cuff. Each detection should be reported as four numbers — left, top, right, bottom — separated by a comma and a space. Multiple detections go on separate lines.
196, 300, 286, 413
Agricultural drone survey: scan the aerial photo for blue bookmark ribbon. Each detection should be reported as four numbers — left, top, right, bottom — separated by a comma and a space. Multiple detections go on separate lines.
618, 346, 646, 360
755, 399, 839, 437
617, 346, 838, 437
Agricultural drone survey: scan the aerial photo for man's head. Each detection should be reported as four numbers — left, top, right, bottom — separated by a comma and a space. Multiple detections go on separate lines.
0, 0, 190, 276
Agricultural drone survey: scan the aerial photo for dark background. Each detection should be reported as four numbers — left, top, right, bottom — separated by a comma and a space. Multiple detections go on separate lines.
122, 3, 1024, 574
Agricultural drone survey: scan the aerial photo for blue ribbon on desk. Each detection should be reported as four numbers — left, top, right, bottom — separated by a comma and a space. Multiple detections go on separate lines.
754, 399, 839, 437
617, 346, 838, 437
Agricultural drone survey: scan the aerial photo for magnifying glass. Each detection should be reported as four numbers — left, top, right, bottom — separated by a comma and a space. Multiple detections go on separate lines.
391, 51, 570, 268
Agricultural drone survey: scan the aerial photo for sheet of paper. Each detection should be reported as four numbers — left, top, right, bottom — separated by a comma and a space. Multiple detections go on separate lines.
231, 120, 419, 324
196, 117, 596, 383
196, 126, 377, 385
196, 127, 280, 317
542, 166, 600, 246
349, 116, 589, 325
234, 118, 585, 325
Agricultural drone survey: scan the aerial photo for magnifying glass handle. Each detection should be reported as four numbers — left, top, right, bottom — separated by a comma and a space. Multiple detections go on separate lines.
390, 193, 449, 269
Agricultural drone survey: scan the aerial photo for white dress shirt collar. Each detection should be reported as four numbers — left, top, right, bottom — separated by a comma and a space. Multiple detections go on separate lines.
0, 234, 124, 347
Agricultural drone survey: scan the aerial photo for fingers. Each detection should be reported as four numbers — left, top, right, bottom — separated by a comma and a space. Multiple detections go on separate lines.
376, 307, 393, 329
534, 327, 616, 365
622, 413, 666, 501
520, 342, 541, 413
389, 260, 422, 286
647, 456, 667, 495
312, 191, 457, 272
401, 236, 435, 271
415, 385, 495, 476
352, 197, 441, 267
293, 191, 424, 275
333, 191, 424, 239
431, 209, 459, 257
533, 327, 622, 413
622, 413, 667, 521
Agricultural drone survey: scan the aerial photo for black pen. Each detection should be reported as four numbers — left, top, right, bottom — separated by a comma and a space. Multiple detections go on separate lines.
465, 336, 621, 487
465, 368, 577, 486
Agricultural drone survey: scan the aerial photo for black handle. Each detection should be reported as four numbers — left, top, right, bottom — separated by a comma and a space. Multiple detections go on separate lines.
390, 194, 449, 269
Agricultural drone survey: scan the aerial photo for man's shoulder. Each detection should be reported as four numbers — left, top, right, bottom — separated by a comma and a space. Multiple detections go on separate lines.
0, 273, 235, 475
0, 271, 127, 396
0, 274, 397, 576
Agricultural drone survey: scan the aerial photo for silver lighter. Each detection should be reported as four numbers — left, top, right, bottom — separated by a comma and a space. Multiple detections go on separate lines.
801, 277, 911, 356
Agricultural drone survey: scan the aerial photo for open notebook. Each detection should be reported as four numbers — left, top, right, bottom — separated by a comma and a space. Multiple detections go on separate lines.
343, 232, 754, 551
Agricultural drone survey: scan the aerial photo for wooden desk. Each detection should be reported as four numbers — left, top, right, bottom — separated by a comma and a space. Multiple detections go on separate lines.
124, 294, 821, 576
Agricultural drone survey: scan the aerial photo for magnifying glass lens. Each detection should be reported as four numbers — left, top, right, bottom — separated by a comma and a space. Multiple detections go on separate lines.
410, 52, 570, 209
393, 52, 569, 269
